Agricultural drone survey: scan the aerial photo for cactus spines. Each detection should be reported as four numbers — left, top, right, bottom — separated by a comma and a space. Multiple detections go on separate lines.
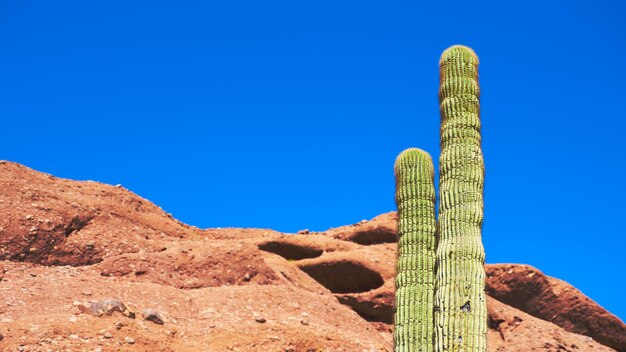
435, 45, 487, 351
394, 148, 437, 352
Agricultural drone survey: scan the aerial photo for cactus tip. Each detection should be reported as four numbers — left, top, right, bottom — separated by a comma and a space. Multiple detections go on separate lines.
440, 45, 479, 66
394, 148, 433, 172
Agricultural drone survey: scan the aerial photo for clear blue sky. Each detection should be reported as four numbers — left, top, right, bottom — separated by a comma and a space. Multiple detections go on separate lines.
2, 1, 625, 321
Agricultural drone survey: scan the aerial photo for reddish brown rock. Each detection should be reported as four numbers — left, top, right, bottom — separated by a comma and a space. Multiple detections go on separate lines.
487, 296, 616, 352
95, 241, 280, 289
323, 212, 397, 245
0, 161, 624, 351
0, 161, 198, 266
0, 261, 388, 351
486, 264, 626, 351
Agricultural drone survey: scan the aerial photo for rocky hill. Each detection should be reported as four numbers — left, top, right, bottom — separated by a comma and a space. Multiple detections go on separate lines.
0, 161, 624, 351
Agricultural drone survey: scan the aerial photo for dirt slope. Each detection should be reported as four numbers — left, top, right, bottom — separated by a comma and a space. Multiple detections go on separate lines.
0, 161, 624, 351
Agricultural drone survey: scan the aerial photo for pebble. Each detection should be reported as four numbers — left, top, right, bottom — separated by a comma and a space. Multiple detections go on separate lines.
253, 314, 266, 323
125, 337, 135, 344
103, 331, 113, 339
201, 307, 216, 316
142, 309, 164, 325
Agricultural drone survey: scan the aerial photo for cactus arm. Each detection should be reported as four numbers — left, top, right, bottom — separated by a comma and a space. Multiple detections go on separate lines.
394, 148, 437, 352
435, 45, 487, 352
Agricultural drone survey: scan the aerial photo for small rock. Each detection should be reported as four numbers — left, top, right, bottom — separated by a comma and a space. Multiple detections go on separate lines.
115, 321, 126, 330
300, 320, 309, 325
93, 347, 103, 352
253, 314, 266, 323
25, 215, 33, 220
69, 334, 79, 339
103, 331, 113, 339
201, 307, 216, 316
0, 333, 3, 341
78, 298, 135, 319
142, 309, 164, 325
296, 229, 310, 235
125, 337, 135, 345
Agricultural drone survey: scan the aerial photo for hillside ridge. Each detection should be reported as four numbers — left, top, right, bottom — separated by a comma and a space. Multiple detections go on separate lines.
0, 161, 624, 351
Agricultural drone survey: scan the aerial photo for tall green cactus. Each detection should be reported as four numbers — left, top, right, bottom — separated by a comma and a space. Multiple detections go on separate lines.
435, 45, 487, 352
393, 148, 437, 352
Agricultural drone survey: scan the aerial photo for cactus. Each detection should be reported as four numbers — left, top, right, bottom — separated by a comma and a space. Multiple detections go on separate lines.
392, 45, 487, 352
393, 148, 437, 352
434, 45, 487, 351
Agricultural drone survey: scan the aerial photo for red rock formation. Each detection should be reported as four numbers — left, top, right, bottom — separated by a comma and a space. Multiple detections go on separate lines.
0, 161, 624, 351
485, 264, 626, 351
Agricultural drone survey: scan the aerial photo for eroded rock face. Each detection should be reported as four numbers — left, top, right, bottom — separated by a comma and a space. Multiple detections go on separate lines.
0, 161, 624, 351
258, 240, 324, 260
486, 264, 626, 352
0, 162, 198, 266
0, 162, 389, 352
96, 241, 280, 289
323, 212, 398, 245
310, 209, 626, 351
486, 297, 616, 352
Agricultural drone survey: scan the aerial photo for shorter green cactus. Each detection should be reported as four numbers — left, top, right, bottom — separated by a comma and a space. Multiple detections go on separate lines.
394, 148, 437, 352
